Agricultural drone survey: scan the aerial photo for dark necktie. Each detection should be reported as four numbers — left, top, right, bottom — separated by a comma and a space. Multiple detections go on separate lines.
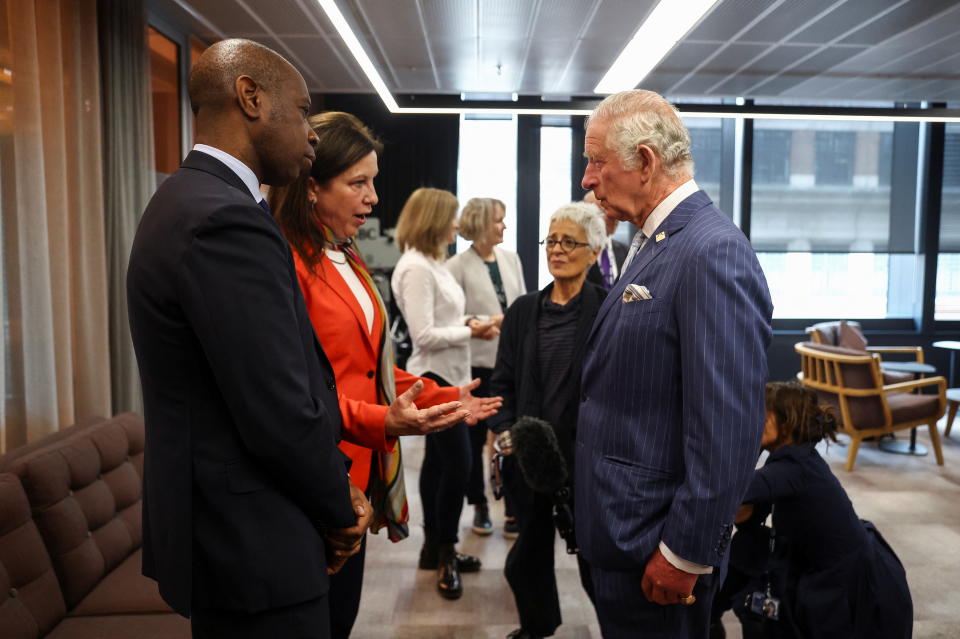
257, 198, 271, 216
599, 247, 612, 290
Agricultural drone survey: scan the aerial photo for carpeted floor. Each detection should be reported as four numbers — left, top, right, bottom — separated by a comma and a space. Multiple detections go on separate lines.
352, 414, 960, 638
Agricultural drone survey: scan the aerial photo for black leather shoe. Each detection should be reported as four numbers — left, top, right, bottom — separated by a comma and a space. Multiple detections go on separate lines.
436, 544, 462, 600
503, 517, 519, 539
506, 629, 543, 639
419, 542, 481, 572
472, 503, 493, 535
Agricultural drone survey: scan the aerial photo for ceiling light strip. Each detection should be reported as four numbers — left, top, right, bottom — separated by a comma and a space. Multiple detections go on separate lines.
593, 0, 721, 94
315, 0, 398, 111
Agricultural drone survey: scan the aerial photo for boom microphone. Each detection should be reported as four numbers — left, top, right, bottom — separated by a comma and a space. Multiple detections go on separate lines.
511, 416, 568, 494
510, 416, 578, 554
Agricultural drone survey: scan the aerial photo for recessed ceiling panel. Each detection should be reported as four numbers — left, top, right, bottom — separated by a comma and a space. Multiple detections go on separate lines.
840, 0, 959, 46
246, 0, 314, 35
743, 44, 819, 74
419, 0, 477, 38
739, 0, 842, 44
182, 0, 264, 34
697, 43, 769, 75
787, 0, 901, 45
285, 35, 362, 90
658, 42, 723, 72
686, 0, 777, 42
880, 34, 960, 75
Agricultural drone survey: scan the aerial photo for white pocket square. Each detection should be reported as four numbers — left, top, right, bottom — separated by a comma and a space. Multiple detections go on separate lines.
622, 284, 653, 303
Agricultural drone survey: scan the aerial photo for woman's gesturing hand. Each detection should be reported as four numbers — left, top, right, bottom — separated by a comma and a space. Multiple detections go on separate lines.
384, 380, 470, 436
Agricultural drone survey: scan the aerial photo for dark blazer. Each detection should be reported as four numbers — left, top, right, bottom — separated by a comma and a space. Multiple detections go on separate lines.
575, 191, 773, 572
586, 237, 629, 289
127, 151, 356, 616
488, 280, 605, 469
743, 445, 912, 638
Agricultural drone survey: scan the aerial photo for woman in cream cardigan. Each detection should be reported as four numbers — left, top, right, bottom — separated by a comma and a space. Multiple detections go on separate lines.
445, 198, 525, 537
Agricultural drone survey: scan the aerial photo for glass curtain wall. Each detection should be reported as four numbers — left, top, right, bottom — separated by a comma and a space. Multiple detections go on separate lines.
751, 119, 896, 318
936, 122, 960, 320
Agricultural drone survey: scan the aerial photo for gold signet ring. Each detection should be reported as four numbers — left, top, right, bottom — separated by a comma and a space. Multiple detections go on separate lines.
679, 594, 696, 605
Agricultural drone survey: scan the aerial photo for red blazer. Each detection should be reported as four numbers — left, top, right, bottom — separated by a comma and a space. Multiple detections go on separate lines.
295, 250, 459, 492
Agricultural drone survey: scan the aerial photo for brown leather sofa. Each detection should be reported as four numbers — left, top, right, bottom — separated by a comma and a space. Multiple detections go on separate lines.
0, 413, 189, 638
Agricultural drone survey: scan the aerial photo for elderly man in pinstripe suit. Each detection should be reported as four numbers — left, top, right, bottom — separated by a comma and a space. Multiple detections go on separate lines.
575, 90, 773, 638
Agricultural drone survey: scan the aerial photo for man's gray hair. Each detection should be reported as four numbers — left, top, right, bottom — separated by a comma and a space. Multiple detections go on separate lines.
549, 202, 606, 252
588, 90, 694, 178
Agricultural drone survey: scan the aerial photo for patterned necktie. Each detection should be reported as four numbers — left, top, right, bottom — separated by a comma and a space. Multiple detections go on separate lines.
621, 230, 647, 273
257, 198, 271, 216
599, 247, 612, 290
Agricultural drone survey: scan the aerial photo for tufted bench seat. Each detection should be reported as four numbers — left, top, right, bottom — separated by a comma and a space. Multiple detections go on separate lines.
0, 414, 188, 638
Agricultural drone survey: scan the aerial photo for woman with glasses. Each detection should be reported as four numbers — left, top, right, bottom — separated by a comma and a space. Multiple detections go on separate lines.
446, 198, 526, 538
488, 202, 606, 639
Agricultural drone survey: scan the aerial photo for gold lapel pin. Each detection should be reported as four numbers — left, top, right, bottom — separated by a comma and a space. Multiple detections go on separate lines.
655, 231, 666, 243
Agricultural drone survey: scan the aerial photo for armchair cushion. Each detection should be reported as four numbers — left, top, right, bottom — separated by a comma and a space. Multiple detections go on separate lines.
838, 321, 868, 351
887, 392, 941, 424
882, 370, 915, 386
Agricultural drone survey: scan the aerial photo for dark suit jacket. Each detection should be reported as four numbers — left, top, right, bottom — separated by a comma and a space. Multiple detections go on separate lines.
586, 237, 629, 289
488, 281, 605, 470
127, 151, 356, 616
575, 191, 773, 572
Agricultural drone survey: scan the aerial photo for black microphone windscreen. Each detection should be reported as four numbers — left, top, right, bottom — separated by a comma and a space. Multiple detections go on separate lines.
511, 416, 568, 494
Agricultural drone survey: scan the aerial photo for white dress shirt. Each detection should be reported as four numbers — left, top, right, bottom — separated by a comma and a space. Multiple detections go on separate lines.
622, 179, 701, 272
391, 249, 471, 386
192, 144, 264, 204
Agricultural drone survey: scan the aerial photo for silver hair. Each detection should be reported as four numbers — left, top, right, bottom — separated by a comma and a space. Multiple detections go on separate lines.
549, 202, 606, 252
587, 90, 694, 178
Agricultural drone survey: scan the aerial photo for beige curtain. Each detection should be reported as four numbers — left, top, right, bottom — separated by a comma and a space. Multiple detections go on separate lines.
99, 0, 154, 417
0, 0, 112, 452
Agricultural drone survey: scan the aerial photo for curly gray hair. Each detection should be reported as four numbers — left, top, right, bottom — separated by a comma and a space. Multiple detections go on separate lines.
549, 202, 606, 252
587, 90, 694, 178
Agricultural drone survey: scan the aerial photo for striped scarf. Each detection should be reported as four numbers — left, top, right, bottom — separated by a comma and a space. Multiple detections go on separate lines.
321, 225, 409, 542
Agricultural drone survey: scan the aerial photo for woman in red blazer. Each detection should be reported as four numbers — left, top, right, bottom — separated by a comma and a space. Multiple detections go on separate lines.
271, 111, 499, 638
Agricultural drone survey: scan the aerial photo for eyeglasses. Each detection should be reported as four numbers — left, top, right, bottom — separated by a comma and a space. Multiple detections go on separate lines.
540, 237, 590, 253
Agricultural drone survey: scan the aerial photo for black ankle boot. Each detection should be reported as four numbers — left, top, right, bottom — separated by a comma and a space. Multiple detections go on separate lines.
436, 543, 463, 599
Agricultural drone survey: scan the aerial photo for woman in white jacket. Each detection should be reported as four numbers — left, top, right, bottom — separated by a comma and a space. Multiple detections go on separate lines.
391, 187, 498, 600
445, 198, 525, 537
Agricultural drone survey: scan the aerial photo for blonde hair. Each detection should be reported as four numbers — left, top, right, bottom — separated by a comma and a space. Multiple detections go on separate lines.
587, 89, 693, 178
459, 197, 504, 241
395, 187, 459, 260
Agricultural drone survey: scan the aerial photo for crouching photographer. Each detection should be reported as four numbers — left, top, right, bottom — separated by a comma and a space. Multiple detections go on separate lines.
487, 203, 606, 639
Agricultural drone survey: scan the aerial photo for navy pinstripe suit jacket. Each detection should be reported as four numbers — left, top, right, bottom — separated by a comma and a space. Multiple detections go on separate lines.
574, 190, 773, 573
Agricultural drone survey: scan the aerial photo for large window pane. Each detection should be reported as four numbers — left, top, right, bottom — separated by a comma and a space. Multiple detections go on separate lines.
538, 126, 572, 288
751, 119, 894, 253
684, 118, 721, 204
936, 123, 960, 319
758, 252, 890, 319
456, 115, 518, 253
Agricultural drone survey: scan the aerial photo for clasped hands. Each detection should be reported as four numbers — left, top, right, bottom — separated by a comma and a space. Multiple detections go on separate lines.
467, 314, 502, 341
324, 484, 372, 575
384, 378, 503, 437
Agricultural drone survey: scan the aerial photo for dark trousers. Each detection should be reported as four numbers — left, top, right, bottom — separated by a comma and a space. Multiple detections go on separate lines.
590, 561, 721, 639
420, 372, 471, 545
503, 457, 595, 636
328, 536, 366, 639
191, 595, 330, 639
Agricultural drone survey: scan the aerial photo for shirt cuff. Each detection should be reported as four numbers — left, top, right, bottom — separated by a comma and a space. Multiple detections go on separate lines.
659, 541, 713, 575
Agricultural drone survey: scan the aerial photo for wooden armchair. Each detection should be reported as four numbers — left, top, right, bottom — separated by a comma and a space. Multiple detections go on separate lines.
795, 342, 946, 471
805, 320, 928, 385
